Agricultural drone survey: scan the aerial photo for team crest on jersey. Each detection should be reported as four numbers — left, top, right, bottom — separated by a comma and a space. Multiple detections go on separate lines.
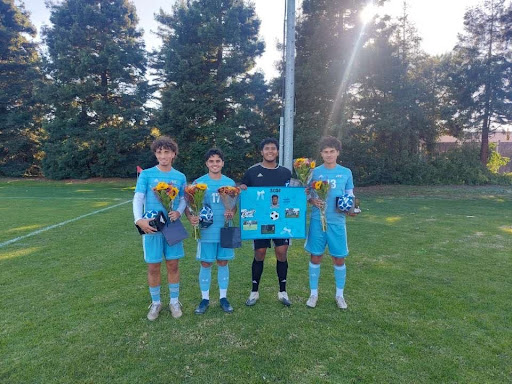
257, 173, 264, 177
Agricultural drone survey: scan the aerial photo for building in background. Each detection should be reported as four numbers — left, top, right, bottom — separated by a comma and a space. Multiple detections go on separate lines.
435, 131, 512, 173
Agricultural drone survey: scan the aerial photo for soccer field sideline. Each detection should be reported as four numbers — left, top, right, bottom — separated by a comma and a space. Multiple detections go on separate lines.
0, 199, 131, 248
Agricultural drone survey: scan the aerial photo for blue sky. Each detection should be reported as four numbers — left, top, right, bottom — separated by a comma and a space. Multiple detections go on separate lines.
21, 0, 487, 79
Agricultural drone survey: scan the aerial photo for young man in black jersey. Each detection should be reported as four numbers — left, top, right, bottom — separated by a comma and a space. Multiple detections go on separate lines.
240, 138, 292, 306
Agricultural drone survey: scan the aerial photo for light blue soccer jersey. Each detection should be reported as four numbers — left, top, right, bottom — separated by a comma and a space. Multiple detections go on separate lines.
310, 164, 354, 225
194, 174, 236, 243
135, 166, 187, 214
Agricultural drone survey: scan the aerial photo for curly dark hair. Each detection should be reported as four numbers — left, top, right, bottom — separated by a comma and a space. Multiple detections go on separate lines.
150, 136, 179, 154
319, 136, 341, 152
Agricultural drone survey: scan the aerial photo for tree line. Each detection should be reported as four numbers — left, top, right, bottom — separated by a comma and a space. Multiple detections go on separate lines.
1, 0, 511, 184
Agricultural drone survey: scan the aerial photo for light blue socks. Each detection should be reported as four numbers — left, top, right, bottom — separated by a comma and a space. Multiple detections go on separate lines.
334, 264, 346, 298
309, 262, 320, 296
218, 265, 229, 298
199, 266, 212, 300
149, 285, 160, 304
169, 283, 180, 304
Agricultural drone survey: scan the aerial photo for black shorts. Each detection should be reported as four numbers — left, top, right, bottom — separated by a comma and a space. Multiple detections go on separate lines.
253, 238, 290, 249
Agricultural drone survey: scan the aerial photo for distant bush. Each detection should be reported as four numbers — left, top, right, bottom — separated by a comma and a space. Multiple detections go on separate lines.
487, 143, 510, 174
343, 142, 512, 186
428, 145, 490, 185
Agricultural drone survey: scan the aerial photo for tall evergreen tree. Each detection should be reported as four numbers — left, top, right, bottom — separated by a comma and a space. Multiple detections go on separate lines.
345, 2, 442, 183
0, 0, 42, 176
41, 0, 151, 179
293, 0, 443, 183
448, 0, 512, 165
154, 0, 268, 180
293, 0, 378, 158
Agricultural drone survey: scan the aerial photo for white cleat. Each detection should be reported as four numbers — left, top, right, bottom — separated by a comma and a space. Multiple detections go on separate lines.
278, 291, 291, 306
306, 295, 318, 308
147, 302, 162, 321
169, 302, 183, 318
245, 291, 259, 306
335, 296, 347, 309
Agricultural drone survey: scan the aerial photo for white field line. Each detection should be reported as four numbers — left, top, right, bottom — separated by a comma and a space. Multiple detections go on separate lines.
0, 200, 131, 248
2, 197, 128, 200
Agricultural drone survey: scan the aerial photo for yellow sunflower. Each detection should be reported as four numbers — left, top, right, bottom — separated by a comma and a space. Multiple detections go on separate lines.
169, 187, 179, 199
155, 182, 170, 191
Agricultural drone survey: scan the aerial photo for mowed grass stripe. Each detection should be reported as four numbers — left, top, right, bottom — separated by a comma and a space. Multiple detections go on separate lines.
0, 178, 135, 242
2, 197, 129, 200
0, 200, 131, 248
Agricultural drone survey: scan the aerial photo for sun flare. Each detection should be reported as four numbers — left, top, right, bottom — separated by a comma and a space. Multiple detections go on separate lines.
360, 2, 379, 24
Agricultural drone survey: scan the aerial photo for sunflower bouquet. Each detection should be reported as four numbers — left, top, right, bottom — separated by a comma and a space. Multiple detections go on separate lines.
311, 180, 330, 232
185, 183, 208, 239
218, 186, 241, 227
293, 158, 315, 186
152, 182, 180, 216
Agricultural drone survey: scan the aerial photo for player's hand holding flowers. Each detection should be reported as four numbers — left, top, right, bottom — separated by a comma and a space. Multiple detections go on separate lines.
218, 186, 241, 227
153, 182, 180, 221
311, 180, 330, 232
185, 183, 207, 239
293, 158, 315, 186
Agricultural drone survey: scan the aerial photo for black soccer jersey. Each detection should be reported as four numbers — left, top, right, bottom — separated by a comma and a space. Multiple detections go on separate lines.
241, 163, 291, 187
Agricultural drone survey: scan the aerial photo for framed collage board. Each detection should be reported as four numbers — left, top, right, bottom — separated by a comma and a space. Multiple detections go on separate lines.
240, 187, 307, 240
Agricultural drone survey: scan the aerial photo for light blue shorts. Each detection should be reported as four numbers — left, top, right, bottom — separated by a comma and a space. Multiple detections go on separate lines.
304, 219, 348, 258
196, 241, 234, 263
142, 233, 184, 264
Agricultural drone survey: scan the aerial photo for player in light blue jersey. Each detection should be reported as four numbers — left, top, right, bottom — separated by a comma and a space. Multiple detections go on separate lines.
304, 136, 356, 310
186, 148, 236, 315
133, 136, 187, 320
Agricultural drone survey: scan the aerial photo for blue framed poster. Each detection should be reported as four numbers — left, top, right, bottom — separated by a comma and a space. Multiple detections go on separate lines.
240, 187, 307, 239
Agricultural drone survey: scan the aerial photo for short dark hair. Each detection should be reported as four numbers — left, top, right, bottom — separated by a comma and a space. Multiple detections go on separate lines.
272, 195, 278, 199
259, 137, 279, 151
319, 136, 341, 152
204, 148, 224, 161
151, 136, 179, 154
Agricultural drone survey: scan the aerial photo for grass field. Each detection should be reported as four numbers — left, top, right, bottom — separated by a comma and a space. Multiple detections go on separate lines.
1, 179, 511, 383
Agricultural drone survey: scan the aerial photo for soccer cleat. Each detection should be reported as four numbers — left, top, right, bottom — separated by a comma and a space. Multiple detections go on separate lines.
278, 291, 291, 307
147, 302, 162, 321
219, 298, 234, 313
169, 301, 183, 318
194, 299, 210, 315
245, 291, 259, 306
306, 295, 318, 308
335, 296, 348, 309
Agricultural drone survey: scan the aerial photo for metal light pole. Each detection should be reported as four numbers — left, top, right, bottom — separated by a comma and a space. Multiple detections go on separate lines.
279, 116, 284, 166
282, 0, 295, 171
